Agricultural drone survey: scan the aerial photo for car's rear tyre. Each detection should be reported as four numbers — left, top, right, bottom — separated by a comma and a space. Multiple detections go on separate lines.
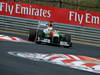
28, 29, 37, 42
63, 34, 72, 47
65, 34, 71, 42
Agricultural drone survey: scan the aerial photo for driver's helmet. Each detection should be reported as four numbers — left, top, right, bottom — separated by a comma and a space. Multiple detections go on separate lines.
47, 23, 53, 31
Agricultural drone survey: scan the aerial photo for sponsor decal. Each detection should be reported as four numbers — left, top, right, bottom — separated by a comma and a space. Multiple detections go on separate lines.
0, 1, 51, 18
68, 11, 100, 25
8, 51, 100, 74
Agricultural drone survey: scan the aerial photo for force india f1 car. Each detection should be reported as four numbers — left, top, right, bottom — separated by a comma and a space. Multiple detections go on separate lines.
28, 28, 72, 48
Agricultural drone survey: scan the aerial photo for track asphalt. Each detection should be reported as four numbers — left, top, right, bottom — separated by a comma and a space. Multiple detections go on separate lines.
0, 32, 100, 75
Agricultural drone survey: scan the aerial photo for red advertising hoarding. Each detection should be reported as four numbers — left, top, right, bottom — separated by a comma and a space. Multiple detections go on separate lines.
0, 1, 100, 28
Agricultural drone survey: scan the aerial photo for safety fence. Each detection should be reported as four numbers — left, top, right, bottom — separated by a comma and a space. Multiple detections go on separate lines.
0, 15, 100, 44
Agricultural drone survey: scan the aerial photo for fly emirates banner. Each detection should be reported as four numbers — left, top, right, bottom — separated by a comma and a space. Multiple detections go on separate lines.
0, 1, 100, 28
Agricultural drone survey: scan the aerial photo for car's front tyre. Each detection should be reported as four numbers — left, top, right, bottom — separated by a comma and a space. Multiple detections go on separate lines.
28, 29, 37, 42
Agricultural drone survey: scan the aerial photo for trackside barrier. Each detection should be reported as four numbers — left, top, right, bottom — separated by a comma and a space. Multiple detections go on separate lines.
0, 15, 100, 44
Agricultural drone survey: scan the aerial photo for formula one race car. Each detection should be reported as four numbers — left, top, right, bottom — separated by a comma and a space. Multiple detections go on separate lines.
28, 28, 72, 48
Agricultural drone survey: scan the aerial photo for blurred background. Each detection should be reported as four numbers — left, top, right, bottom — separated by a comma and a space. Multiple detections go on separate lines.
6, 0, 100, 12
